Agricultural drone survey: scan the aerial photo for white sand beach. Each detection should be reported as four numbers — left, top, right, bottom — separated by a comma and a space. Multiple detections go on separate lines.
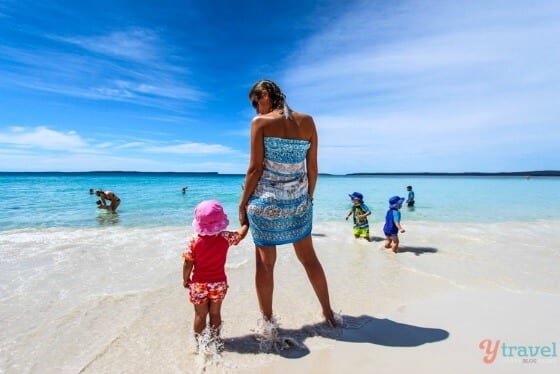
1, 220, 560, 373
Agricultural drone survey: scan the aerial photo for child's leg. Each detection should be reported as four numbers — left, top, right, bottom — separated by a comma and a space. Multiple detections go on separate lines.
208, 300, 223, 333
391, 236, 400, 253
384, 236, 392, 248
193, 303, 209, 334
353, 227, 360, 239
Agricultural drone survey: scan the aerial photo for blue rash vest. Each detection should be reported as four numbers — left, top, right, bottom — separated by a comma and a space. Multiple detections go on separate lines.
383, 208, 400, 235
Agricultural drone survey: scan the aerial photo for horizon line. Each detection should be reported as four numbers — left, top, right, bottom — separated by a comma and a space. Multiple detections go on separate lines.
0, 170, 559, 176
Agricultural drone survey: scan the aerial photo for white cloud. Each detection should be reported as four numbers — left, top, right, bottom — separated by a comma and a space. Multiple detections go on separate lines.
0, 27, 203, 107
95, 142, 114, 149
145, 143, 239, 155
282, 0, 560, 173
0, 126, 88, 151
0, 123, 249, 171
116, 142, 145, 149
51, 29, 161, 62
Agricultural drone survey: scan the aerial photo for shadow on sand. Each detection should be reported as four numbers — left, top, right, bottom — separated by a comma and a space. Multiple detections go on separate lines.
223, 314, 449, 359
397, 246, 438, 256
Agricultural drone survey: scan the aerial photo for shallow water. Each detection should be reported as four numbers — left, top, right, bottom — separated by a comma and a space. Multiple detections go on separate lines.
2, 173, 560, 372
1, 173, 559, 230
1, 219, 559, 373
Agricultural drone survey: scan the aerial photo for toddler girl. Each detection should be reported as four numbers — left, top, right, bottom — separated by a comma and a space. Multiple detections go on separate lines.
182, 200, 249, 349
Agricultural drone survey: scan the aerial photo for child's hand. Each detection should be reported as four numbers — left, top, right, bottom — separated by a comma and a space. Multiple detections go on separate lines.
400, 229, 406, 233
183, 279, 191, 288
345, 216, 349, 220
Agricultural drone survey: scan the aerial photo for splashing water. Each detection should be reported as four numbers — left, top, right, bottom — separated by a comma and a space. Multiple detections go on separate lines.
193, 326, 225, 373
333, 311, 344, 327
253, 315, 307, 353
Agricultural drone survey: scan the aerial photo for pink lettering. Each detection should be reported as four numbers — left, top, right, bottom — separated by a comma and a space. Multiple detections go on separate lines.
479, 339, 501, 364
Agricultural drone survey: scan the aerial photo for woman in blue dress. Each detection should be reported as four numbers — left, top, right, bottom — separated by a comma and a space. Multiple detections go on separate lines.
238, 80, 337, 327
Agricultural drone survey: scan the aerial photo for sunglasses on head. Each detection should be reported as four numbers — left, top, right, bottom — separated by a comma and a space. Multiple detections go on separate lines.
251, 94, 261, 109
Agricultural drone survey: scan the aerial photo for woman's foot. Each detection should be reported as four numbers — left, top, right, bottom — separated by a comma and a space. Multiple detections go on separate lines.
324, 310, 341, 327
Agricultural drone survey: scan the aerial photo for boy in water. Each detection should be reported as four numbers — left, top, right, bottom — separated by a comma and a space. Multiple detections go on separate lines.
405, 186, 415, 207
345, 192, 372, 241
383, 196, 406, 253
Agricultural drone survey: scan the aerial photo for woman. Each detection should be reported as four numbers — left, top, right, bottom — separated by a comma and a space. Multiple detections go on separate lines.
96, 190, 121, 212
238, 80, 337, 326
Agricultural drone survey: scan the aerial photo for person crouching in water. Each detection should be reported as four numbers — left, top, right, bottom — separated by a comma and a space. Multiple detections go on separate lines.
182, 200, 249, 351
95, 190, 121, 212
383, 196, 406, 253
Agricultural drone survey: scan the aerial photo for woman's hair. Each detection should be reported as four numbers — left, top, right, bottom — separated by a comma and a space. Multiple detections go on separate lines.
249, 80, 293, 119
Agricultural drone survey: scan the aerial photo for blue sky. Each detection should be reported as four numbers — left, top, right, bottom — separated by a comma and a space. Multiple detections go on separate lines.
0, 0, 558, 174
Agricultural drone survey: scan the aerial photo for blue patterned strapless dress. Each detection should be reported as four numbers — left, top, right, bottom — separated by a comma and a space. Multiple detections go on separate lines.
246, 137, 313, 246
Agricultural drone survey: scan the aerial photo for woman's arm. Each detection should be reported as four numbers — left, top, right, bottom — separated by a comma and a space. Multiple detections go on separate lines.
306, 117, 319, 200
237, 223, 250, 241
238, 118, 265, 223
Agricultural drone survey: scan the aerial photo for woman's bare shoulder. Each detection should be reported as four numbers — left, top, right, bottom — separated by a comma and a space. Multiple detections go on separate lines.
292, 111, 312, 121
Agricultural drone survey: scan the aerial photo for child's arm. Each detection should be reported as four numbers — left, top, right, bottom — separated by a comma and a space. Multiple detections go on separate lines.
394, 211, 405, 233
183, 260, 193, 288
222, 225, 249, 246
358, 205, 372, 219
345, 210, 352, 220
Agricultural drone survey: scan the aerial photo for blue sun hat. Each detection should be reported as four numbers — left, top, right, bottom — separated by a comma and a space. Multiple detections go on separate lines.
389, 195, 405, 209
349, 192, 363, 201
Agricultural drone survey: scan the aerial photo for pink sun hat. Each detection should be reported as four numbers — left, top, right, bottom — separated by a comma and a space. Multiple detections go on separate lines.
192, 200, 229, 236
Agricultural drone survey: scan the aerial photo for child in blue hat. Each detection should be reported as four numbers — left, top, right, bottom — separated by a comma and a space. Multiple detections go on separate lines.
383, 196, 406, 253
345, 192, 372, 241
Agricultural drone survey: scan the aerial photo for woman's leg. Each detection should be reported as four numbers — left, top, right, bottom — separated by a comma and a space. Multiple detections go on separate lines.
111, 199, 120, 212
293, 235, 336, 325
255, 245, 276, 321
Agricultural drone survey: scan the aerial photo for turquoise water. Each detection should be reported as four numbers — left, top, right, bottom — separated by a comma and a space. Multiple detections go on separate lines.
1, 172, 558, 231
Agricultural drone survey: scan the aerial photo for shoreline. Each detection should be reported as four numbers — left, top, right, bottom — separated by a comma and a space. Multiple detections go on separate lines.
2, 221, 559, 373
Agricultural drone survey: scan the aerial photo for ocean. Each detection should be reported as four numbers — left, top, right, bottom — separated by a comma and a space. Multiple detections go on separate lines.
0, 172, 558, 231
1, 173, 559, 373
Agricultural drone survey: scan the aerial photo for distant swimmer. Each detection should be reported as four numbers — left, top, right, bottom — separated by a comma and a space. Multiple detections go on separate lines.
89, 188, 95, 195
182, 186, 188, 194
95, 190, 121, 212
405, 185, 415, 207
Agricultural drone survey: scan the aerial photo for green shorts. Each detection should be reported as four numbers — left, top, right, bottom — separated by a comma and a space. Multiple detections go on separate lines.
353, 227, 370, 238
